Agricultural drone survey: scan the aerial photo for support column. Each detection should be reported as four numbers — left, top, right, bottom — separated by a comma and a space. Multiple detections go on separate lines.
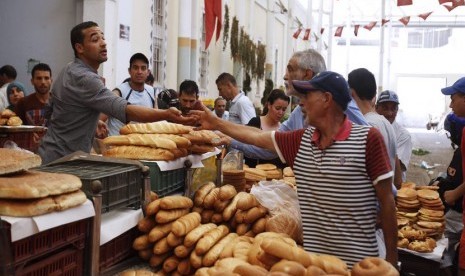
177, 0, 193, 85
265, 0, 275, 81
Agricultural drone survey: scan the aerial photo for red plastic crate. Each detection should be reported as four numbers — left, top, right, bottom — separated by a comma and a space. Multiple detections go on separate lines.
0, 218, 89, 275
99, 226, 139, 271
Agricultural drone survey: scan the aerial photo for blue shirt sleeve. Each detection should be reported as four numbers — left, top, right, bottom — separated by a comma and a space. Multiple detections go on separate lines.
346, 100, 368, 126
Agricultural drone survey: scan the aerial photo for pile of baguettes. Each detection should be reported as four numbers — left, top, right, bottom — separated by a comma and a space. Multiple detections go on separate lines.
131, 189, 399, 276
0, 148, 86, 217
102, 121, 223, 161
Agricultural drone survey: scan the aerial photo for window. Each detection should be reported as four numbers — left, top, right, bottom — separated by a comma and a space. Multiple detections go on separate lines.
152, 0, 166, 86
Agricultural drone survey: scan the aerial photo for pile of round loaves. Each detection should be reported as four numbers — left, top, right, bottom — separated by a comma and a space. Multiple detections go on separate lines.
0, 148, 86, 217
0, 109, 22, 126
102, 121, 225, 161
132, 184, 399, 275
396, 182, 444, 253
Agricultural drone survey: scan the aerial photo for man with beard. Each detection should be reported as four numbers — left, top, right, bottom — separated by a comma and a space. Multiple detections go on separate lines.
176, 80, 205, 120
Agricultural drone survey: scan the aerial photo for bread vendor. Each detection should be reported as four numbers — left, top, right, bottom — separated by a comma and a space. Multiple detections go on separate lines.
192, 71, 398, 268
38, 21, 194, 164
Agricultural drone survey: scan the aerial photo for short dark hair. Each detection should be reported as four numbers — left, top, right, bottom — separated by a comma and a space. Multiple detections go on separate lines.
263, 89, 290, 115
179, 80, 199, 96
348, 68, 377, 101
0, 65, 17, 79
31, 63, 52, 78
70, 21, 99, 58
214, 97, 226, 106
216, 72, 237, 86
129, 53, 149, 67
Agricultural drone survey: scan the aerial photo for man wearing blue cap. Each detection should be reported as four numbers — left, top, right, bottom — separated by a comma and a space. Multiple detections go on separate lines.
192, 71, 398, 268
438, 77, 465, 275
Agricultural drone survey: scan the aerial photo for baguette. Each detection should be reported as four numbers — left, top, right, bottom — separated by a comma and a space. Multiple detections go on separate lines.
203, 187, 220, 209
166, 232, 184, 247
236, 223, 251, 236
200, 209, 215, 223
252, 217, 268, 234
214, 199, 231, 213
133, 234, 151, 251
172, 212, 201, 237
211, 213, 223, 224
177, 258, 194, 275
120, 121, 192, 135
174, 244, 195, 258
190, 250, 203, 269
223, 192, 248, 221
189, 144, 216, 154
218, 184, 237, 201
149, 251, 171, 267
159, 196, 193, 210
194, 182, 216, 206
260, 239, 312, 267
137, 216, 157, 233
195, 225, 229, 255
233, 239, 253, 261
153, 237, 171, 255
170, 148, 189, 159
202, 233, 239, 267
137, 248, 153, 260
233, 264, 268, 276
215, 257, 249, 272
270, 260, 307, 275
103, 134, 178, 150
148, 222, 173, 243
162, 255, 180, 273
146, 199, 161, 216
104, 145, 175, 161
244, 206, 268, 224
182, 130, 221, 145
156, 208, 190, 224
184, 223, 217, 247
237, 193, 259, 210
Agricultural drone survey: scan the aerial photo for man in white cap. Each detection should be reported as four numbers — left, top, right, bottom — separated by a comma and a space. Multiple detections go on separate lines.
376, 90, 413, 182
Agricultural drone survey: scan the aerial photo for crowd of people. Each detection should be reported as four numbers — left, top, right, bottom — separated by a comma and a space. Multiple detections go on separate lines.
3, 19, 465, 273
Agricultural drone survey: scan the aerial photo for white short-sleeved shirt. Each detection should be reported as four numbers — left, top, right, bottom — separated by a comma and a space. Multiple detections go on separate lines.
228, 91, 255, 124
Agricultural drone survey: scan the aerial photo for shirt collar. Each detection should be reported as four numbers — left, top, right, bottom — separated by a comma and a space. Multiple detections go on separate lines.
75, 58, 98, 73
311, 117, 352, 145
231, 91, 244, 103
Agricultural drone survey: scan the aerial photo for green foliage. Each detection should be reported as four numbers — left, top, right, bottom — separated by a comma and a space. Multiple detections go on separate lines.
230, 17, 239, 61
222, 5, 230, 51
261, 79, 274, 107
242, 72, 251, 94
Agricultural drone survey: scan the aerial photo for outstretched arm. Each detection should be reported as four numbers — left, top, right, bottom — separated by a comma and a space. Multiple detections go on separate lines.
126, 106, 196, 125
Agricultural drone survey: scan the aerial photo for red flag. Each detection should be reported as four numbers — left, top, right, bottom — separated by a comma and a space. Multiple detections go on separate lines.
293, 28, 302, 39
397, 0, 413, 6
399, 16, 410, 26
354, 25, 360, 36
439, 0, 453, 3
364, 21, 377, 31
320, 28, 325, 34
335, 26, 344, 37
205, 0, 222, 49
453, 0, 465, 6
443, 4, 457, 11
303, 28, 311, 40
418, 11, 433, 20
382, 19, 390, 26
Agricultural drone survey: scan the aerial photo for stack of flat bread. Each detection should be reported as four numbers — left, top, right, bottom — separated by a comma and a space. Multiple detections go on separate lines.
0, 148, 86, 217
103, 121, 224, 160
396, 182, 445, 253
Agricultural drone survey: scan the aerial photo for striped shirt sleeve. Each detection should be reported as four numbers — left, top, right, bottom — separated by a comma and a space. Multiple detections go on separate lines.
272, 129, 306, 168
366, 127, 393, 185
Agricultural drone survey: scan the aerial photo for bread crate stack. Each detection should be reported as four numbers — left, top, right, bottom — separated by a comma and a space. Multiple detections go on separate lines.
128, 183, 399, 276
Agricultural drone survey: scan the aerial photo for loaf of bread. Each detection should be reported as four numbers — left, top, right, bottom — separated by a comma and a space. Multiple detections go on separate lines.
145, 199, 161, 216
1, 109, 15, 118
260, 239, 311, 267
184, 223, 217, 247
166, 232, 184, 247
170, 148, 189, 159
252, 217, 268, 234
189, 144, 216, 154
172, 212, 201, 237
120, 269, 160, 276
138, 217, 157, 233
133, 234, 152, 251
218, 184, 237, 201
233, 264, 268, 276
177, 258, 194, 275
0, 148, 42, 176
149, 251, 171, 267
270, 260, 307, 275
190, 250, 204, 269
195, 225, 229, 255
236, 193, 259, 210
7, 116, 22, 126
137, 248, 152, 261
53, 190, 87, 211
153, 237, 171, 255
103, 145, 175, 161
120, 121, 192, 135
174, 244, 195, 258
182, 130, 221, 145
194, 182, 216, 206
244, 206, 268, 224
351, 257, 398, 276
155, 208, 190, 223
103, 134, 178, 150
200, 209, 215, 223
223, 192, 248, 221
203, 187, 220, 209
202, 233, 238, 267
159, 195, 193, 210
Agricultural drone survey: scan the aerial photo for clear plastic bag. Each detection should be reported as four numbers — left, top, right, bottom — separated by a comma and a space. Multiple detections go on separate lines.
250, 180, 303, 243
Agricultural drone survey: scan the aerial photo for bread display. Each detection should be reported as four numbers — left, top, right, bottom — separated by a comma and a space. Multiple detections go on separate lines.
0, 148, 42, 175
103, 134, 178, 150
119, 121, 192, 135
103, 145, 175, 161
7, 116, 22, 126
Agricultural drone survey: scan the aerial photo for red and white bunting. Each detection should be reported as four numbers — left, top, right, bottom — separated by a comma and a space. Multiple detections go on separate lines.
303, 28, 311, 40
397, 0, 413, 6
354, 25, 360, 36
293, 28, 302, 39
418, 11, 433, 20
364, 21, 377, 31
382, 19, 390, 26
335, 26, 344, 37
399, 16, 410, 26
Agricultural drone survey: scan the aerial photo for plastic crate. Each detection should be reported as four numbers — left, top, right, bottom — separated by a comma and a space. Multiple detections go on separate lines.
0, 218, 89, 275
35, 160, 143, 213
142, 161, 185, 197
99, 226, 139, 271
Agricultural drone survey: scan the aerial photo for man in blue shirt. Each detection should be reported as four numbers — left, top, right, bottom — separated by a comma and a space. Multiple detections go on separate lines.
230, 49, 367, 160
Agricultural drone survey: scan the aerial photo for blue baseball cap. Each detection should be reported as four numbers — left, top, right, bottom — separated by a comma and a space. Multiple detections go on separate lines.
441, 77, 465, 95
377, 90, 399, 104
291, 71, 351, 110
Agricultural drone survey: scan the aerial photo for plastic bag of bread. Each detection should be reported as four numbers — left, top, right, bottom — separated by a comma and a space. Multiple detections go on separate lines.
250, 180, 303, 243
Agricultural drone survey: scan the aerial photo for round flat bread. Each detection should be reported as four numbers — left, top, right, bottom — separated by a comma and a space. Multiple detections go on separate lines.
401, 182, 416, 189
419, 208, 444, 217
255, 163, 277, 171
397, 188, 418, 200
417, 189, 440, 200
417, 221, 443, 229
0, 148, 42, 176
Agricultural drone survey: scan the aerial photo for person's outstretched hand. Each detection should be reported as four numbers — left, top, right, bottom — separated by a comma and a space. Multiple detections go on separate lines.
165, 107, 197, 125
189, 105, 220, 130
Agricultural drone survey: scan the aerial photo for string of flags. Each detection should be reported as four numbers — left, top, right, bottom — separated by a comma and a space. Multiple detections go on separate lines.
292, 0, 464, 40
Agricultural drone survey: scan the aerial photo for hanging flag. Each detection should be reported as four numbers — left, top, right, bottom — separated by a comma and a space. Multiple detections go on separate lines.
335, 26, 344, 37
382, 19, 390, 26
397, 0, 413, 6
303, 28, 311, 40
438, 0, 453, 4
364, 21, 377, 31
418, 11, 433, 20
354, 25, 360, 36
443, 4, 457, 11
205, 0, 222, 49
293, 28, 302, 39
399, 16, 410, 26
453, 0, 465, 6
320, 28, 325, 34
